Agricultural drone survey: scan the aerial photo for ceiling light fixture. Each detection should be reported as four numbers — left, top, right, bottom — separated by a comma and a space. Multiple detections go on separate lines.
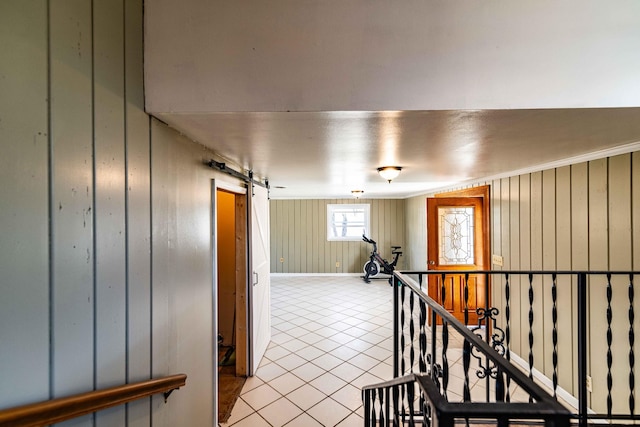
351, 190, 364, 199
377, 166, 402, 183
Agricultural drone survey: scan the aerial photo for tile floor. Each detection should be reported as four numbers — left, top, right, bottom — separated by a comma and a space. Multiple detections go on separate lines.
220, 275, 535, 427
220, 275, 394, 426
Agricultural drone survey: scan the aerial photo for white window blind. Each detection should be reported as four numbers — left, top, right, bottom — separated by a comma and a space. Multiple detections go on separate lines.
327, 204, 370, 241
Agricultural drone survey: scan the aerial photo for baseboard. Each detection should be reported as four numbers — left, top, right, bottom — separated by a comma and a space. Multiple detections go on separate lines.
509, 352, 592, 413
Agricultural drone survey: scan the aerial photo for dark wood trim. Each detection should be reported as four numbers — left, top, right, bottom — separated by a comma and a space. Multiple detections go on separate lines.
0, 374, 186, 427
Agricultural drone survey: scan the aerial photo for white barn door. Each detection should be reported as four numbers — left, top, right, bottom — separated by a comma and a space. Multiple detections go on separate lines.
249, 185, 271, 374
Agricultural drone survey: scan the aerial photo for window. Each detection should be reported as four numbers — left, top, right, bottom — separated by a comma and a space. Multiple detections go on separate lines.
327, 204, 370, 241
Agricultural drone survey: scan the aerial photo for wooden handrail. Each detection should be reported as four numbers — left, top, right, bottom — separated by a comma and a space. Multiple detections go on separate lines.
0, 374, 186, 427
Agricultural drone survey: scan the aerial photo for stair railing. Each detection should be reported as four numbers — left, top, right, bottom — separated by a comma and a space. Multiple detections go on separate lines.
361, 271, 570, 427
0, 373, 186, 426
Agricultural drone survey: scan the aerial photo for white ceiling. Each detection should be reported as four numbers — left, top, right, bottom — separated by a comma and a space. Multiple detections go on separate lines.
156, 108, 640, 199
145, 0, 640, 199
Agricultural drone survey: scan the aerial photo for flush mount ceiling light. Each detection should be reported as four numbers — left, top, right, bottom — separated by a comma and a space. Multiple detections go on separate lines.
351, 190, 364, 199
377, 166, 402, 183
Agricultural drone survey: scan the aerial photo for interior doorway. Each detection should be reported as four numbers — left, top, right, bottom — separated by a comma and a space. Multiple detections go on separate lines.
215, 186, 248, 423
426, 186, 491, 325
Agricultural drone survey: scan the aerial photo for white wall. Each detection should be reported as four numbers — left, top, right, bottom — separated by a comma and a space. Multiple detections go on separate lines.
145, 0, 640, 113
0, 2, 256, 425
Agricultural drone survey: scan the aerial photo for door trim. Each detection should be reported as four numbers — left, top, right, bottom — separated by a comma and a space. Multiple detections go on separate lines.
435, 185, 491, 271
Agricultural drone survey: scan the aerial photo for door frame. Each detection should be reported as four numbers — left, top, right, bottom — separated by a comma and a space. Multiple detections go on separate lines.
428, 185, 492, 323
434, 185, 491, 272
212, 179, 248, 423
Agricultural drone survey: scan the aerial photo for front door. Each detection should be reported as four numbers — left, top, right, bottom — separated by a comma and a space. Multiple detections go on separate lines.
427, 196, 486, 325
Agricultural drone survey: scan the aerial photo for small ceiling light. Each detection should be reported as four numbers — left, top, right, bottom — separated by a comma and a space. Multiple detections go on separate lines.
377, 166, 402, 183
351, 190, 364, 199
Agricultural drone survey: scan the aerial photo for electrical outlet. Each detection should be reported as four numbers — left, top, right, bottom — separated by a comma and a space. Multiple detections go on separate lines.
279, 257, 284, 263
586, 375, 592, 392
335, 261, 340, 268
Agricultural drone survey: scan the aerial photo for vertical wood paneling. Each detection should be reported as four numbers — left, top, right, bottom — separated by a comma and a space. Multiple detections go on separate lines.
50, 1, 95, 415
269, 202, 277, 272
571, 162, 589, 396
541, 170, 556, 377
124, 8, 151, 425
150, 120, 170, 425
555, 166, 574, 393
404, 195, 427, 270
270, 199, 405, 273
497, 178, 509, 327
293, 200, 305, 273
519, 175, 531, 358
2, 2, 228, 424
509, 176, 522, 357
311, 199, 319, 272
588, 158, 609, 412
635, 153, 640, 271
94, 0, 127, 424
530, 172, 545, 374
633, 153, 640, 405
608, 154, 632, 413
0, 0, 50, 408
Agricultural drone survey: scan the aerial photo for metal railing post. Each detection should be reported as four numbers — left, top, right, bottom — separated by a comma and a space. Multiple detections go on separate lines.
393, 273, 399, 379
577, 272, 588, 427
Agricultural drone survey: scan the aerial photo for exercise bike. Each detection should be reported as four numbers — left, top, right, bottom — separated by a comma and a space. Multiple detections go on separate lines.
362, 234, 402, 284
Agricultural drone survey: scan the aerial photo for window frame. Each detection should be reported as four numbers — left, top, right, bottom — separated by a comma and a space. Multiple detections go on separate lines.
326, 203, 370, 242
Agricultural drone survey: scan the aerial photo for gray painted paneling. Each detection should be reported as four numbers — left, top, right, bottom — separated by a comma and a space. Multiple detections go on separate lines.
124, 0, 152, 424
1, 1, 237, 425
269, 199, 405, 274
50, 3, 95, 419
94, 0, 127, 425
0, 0, 50, 408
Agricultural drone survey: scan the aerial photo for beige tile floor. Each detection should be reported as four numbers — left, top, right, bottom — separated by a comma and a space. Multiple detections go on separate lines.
220, 275, 536, 427
220, 275, 394, 426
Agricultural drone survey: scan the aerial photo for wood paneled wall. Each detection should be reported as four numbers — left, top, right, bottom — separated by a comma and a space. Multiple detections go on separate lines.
0, 2, 249, 425
270, 199, 405, 273
405, 152, 640, 412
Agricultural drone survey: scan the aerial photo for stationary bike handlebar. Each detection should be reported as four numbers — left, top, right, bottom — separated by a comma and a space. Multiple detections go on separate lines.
362, 235, 378, 251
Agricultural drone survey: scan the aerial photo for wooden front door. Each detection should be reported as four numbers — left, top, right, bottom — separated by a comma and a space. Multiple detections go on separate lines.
427, 196, 487, 325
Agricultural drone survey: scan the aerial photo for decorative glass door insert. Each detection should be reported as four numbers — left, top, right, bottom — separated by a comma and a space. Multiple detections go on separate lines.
438, 206, 475, 265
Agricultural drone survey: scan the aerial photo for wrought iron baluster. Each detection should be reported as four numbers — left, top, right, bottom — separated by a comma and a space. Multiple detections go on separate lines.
385, 387, 390, 427
496, 366, 505, 402
505, 273, 511, 402
464, 272, 470, 326
379, 387, 385, 426
401, 284, 406, 376
393, 383, 400, 426
419, 299, 427, 374
528, 273, 534, 403
407, 381, 416, 427
607, 273, 613, 417
364, 389, 371, 427
552, 273, 558, 398
463, 338, 471, 401
401, 382, 407, 427
371, 388, 377, 425
442, 320, 449, 400
630, 274, 636, 416
410, 291, 416, 373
